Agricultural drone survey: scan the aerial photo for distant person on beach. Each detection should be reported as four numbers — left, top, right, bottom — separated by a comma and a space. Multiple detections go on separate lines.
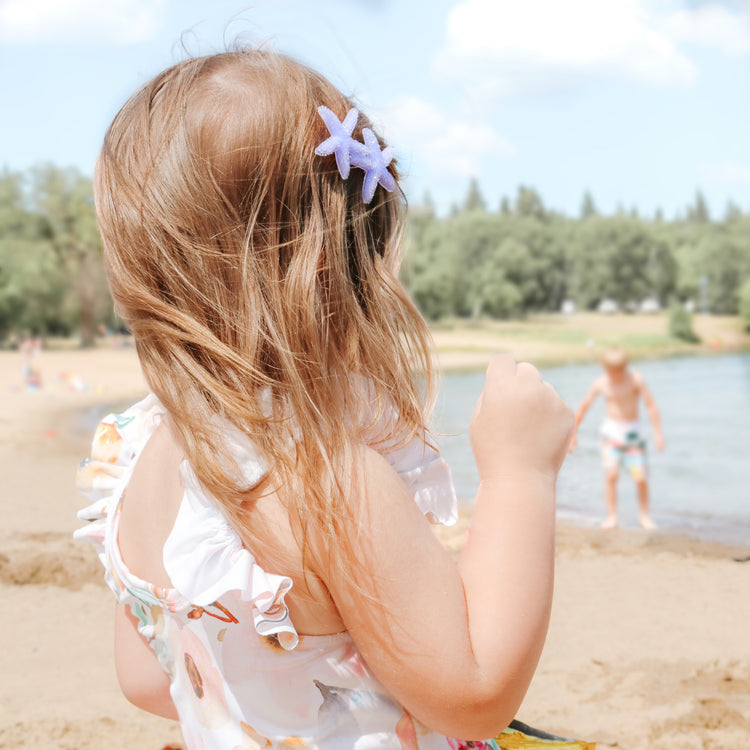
569, 347, 664, 530
73, 49, 589, 749
20, 333, 42, 390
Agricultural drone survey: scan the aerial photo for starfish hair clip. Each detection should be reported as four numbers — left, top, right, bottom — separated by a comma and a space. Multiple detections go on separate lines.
314, 106, 396, 204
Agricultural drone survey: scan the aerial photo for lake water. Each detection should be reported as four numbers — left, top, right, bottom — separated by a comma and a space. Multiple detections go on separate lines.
432, 353, 750, 546
78, 353, 750, 546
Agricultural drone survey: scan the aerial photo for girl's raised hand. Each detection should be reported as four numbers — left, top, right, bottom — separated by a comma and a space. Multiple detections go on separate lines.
469, 355, 574, 485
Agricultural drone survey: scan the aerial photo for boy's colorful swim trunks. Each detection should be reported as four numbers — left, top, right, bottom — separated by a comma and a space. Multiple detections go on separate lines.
600, 418, 647, 481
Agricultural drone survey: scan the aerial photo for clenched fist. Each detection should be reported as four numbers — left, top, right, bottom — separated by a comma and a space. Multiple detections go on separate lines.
469, 355, 574, 484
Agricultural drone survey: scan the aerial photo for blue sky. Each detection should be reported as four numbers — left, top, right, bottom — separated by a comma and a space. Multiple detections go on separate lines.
1, 0, 748, 218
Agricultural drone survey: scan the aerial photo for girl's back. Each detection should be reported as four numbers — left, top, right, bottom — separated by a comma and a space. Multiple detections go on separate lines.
120, 415, 345, 636
77, 393, 461, 749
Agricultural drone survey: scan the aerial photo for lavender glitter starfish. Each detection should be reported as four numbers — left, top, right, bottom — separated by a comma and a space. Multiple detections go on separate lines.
314, 106, 396, 204
352, 128, 395, 204
314, 106, 367, 179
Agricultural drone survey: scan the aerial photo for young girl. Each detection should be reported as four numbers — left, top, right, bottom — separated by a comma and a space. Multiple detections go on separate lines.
76, 49, 579, 750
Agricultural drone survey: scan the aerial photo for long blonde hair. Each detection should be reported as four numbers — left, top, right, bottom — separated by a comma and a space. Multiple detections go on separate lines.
94, 49, 435, 576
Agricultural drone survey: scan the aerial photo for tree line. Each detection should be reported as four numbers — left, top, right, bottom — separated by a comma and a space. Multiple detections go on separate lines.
1, 167, 749, 347
403, 179, 750, 326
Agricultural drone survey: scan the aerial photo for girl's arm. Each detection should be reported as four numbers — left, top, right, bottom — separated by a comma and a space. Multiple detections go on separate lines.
114, 603, 178, 721
319, 356, 573, 740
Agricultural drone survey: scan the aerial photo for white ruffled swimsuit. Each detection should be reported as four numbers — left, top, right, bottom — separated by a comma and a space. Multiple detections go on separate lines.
75, 394, 467, 750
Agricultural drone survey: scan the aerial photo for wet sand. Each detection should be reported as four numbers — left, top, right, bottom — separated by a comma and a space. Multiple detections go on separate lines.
1, 347, 748, 750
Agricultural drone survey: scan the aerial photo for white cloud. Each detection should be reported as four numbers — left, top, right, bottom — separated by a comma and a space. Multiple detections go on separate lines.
433, 0, 697, 98
662, 3, 750, 56
382, 96, 515, 182
0, 0, 166, 44
700, 161, 750, 186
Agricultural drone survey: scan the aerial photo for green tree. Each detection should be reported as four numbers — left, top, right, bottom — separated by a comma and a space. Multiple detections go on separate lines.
687, 190, 710, 223
474, 250, 523, 318
463, 177, 486, 212
403, 216, 466, 319
724, 200, 743, 222
406, 256, 457, 320
515, 185, 546, 220
645, 241, 678, 304
499, 219, 567, 311
29, 165, 108, 346
0, 238, 69, 337
580, 191, 597, 219
663, 215, 750, 313
0, 170, 72, 338
697, 230, 747, 313
668, 302, 700, 342
442, 212, 505, 315
568, 217, 655, 309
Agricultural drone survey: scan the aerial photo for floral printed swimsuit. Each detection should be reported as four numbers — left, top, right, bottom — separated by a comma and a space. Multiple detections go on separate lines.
76, 395, 590, 750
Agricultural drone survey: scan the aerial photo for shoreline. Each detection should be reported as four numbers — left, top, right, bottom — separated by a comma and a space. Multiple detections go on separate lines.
436, 341, 750, 373
31, 339, 750, 375
431, 311, 750, 372
555, 506, 750, 550
13, 311, 750, 375
436, 508, 750, 564
14, 346, 750, 552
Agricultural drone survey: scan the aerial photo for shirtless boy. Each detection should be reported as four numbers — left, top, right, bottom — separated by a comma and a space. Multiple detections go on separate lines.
569, 347, 664, 530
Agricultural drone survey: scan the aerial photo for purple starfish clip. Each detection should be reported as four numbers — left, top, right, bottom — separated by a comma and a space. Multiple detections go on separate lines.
315, 106, 396, 204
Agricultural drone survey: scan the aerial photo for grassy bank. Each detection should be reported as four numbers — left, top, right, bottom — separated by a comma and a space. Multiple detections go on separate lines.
431, 312, 750, 371
14, 312, 750, 373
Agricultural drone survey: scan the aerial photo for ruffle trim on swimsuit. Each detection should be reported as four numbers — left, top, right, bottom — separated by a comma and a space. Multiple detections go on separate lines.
74, 394, 169, 607
166, 462, 298, 649
381, 436, 458, 526
73, 394, 298, 649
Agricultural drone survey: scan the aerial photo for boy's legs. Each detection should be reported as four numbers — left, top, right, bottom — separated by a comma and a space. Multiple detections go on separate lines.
635, 479, 656, 530
625, 444, 655, 530
603, 467, 619, 529
601, 439, 621, 528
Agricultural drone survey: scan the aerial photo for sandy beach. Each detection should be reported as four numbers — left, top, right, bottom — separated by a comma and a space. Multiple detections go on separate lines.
1, 346, 748, 750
